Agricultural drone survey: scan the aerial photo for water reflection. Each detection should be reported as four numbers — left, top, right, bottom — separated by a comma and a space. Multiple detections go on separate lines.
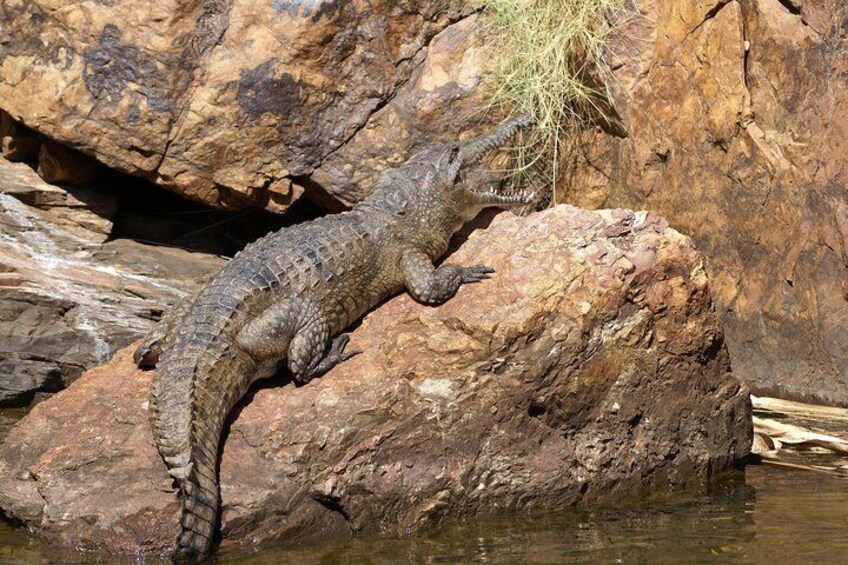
214, 473, 759, 564
1, 441, 846, 564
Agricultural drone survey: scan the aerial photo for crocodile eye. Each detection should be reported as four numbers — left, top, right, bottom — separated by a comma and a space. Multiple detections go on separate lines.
448, 147, 460, 163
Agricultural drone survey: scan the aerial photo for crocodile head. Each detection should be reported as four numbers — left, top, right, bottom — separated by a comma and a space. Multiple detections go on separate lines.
404, 113, 537, 221
361, 114, 536, 249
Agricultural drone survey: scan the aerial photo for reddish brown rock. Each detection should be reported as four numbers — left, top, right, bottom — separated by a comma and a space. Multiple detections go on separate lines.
2, 0, 836, 408
0, 1, 493, 211
565, 0, 848, 405
0, 206, 751, 556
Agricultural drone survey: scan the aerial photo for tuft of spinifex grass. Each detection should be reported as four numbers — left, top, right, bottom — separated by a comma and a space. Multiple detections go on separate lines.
475, 0, 627, 204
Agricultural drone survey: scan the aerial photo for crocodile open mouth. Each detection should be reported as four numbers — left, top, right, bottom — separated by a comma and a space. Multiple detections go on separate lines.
454, 114, 536, 207
468, 185, 535, 207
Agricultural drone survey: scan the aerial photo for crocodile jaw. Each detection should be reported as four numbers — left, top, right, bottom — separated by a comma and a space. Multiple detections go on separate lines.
468, 187, 535, 208
448, 113, 535, 179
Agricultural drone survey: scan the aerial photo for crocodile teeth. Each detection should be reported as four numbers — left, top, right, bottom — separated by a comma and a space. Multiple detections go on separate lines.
470, 188, 535, 206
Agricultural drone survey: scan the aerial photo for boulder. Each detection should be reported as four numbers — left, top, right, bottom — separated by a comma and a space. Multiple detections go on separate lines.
0, 1, 494, 212
0, 206, 751, 556
564, 0, 848, 406
0, 160, 226, 406
309, 13, 496, 207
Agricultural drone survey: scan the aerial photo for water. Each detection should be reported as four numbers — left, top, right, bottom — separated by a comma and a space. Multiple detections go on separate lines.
1, 417, 846, 564
212, 466, 848, 564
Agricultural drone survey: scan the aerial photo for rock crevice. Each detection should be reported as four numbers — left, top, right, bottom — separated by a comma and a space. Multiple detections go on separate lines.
567, 0, 848, 406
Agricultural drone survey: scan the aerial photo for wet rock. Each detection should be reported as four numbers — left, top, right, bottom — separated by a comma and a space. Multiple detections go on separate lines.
0, 1, 481, 211
565, 0, 848, 406
0, 205, 751, 555
0, 170, 225, 406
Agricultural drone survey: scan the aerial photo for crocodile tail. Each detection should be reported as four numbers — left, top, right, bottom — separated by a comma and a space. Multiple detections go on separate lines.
172, 447, 219, 562
169, 370, 223, 563
151, 339, 257, 562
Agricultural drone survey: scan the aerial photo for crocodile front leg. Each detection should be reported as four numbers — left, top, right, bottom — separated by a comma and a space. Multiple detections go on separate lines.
400, 248, 494, 305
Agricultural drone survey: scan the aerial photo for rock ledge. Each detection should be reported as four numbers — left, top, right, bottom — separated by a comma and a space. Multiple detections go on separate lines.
0, 205, 751, 555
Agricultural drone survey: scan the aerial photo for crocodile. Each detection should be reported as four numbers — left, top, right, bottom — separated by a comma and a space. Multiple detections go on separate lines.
133, 114, 535, 561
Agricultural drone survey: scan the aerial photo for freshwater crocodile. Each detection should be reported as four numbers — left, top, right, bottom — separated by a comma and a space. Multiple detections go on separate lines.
134, 114, 535, 561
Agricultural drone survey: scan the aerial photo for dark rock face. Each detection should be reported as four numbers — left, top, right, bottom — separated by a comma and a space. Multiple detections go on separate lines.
82, 24, 173, 114
0, 206, 751, 556
0, 157, 225, 406
0, 291, 97, 407
565, 0, 848, 406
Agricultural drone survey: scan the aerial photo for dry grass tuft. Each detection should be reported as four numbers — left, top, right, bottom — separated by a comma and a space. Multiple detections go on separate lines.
474, 0, 629, 203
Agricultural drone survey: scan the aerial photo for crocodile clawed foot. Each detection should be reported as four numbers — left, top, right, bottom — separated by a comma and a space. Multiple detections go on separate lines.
328, 333, 363, 364
133, 342, 160, 370
461, 264, 495, 283
304, 334, 362, 382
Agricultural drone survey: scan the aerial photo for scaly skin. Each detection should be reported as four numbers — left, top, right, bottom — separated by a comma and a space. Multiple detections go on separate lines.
134, 114, 535, 561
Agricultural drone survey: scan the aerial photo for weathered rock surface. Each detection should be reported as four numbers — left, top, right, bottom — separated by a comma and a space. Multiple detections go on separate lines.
0, 156, 116, 242
564, 0, 848, 406
0, 158, 226, 406
0, 1, 496, 212
0, 206, 751, 555
309, 13, 495, 207
3, 0, 846, 407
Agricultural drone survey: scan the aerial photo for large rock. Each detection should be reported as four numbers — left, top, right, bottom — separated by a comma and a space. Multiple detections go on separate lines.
0, 206, 751, 555
4, 0, 846, 407
0, 159, 226, 406
309, 13, 496, 207
0, 1, 495, 212
565, 0, 848, 405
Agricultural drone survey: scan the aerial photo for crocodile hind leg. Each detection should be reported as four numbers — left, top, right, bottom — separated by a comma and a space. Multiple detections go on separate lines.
289, 330, 360, 384
237, 298, 359, 385
133, 293, 195, 369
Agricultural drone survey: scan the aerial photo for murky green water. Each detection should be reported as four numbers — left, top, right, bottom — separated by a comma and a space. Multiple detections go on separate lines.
1, 414, 846, 564
219, 465, 848, 565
